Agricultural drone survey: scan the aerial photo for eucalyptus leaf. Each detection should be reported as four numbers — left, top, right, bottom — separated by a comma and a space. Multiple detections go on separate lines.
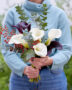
21, 49, 35, 62
43, 4, 47, 7
15, 5, 29, 21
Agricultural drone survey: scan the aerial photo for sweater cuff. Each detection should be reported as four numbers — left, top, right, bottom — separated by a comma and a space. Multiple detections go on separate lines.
50, 56, 63, 70
18, 64, 28, 77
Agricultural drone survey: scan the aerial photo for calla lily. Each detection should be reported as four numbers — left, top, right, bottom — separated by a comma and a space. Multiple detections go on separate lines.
12, 21, 31, 34
48, 29, 62, 40
47, 41, 62, 55
8, 34, 29, 48
45, 29, 62, 46
30, 28, 44, 41
33, 43, 47, 57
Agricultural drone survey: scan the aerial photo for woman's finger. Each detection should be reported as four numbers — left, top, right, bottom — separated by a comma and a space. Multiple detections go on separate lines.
31, 62, 42, 69
27, 73, 39, 79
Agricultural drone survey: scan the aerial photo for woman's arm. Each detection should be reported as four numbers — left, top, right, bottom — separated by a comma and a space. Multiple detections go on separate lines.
1, 8, 28, 77
29, 10, 72, 70
50, 10, 72, 70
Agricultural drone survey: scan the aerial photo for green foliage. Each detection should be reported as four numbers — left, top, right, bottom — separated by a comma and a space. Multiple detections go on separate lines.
15, 4, 48, 31
0, 52, 11, 90
31, 4, 48, 31
40, 4, 48, 31
21, 49, 35, 62
71, 27, 72, 32
64, 57, 72, 90
15, 6, 29, 21
0, 15, 10, 90
55, 0, 65, 9
0, 15, 4, 25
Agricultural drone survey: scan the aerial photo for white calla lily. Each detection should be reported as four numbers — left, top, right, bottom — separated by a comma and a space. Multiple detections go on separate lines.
45, 29, 62, 46
8, 34, 23, 44
8, 34, 29, 48
33, 43, 47, 57
48, 29, 62, 40
30, 28, 44, 41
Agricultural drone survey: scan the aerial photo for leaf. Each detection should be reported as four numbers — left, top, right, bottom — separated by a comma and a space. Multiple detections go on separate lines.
45, 8, 48, 11
43, 12, 48, 15
35, 17, 41, 22
21, 49, 35, 62
15, 6, 28, 21
42, 23, 47, 27
43, 4, 47, 7
42, 17, 47, 21
44, 28, 48, 31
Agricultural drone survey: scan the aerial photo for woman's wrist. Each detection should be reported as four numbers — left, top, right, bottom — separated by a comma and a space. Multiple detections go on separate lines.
40, 56, 53, 68
46, 56, 53, 66
24, 66, 28, 75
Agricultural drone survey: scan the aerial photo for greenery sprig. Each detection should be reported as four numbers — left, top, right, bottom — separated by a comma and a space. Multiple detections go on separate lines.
31, 4, 48, 31
41, 4, 48, 31
15, 5, 29, 21
15, 4, 48, 31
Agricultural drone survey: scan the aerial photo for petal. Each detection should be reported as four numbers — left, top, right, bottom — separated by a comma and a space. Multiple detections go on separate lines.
8, 34, 24, 44
12, 21, 31, 33
47, 41, 62, 55
33, 43, 47, 57
48, 29, 62, 40
27, 24, 31, 32
31, 28, 44, 41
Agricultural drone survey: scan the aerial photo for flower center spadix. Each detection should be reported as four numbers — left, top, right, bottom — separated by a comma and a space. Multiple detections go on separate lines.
36, 47, 41, 51
35, 32, 41, 36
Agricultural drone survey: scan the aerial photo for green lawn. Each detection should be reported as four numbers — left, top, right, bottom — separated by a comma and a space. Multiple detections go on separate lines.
0, 52, 10, 90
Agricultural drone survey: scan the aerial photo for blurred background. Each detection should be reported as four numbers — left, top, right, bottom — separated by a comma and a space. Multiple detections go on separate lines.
0, 0, 72, 90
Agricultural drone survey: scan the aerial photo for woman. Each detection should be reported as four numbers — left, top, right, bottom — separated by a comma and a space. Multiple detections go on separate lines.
1, 0, 72, 90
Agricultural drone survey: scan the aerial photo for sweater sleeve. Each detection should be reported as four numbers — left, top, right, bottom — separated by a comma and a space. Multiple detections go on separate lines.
1, 8, 28, 77
50, 11, 72, 70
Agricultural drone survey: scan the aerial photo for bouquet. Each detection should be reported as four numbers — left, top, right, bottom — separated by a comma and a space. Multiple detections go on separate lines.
7, 3, 62, 82
8, 25, 62, 82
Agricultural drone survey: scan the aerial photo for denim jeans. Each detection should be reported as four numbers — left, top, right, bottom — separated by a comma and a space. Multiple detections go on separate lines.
9, 67, 67, 90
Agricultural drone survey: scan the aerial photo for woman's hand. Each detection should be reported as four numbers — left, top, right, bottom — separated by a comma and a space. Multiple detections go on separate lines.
24, 66, 39, 79
29, 56, 53, 69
